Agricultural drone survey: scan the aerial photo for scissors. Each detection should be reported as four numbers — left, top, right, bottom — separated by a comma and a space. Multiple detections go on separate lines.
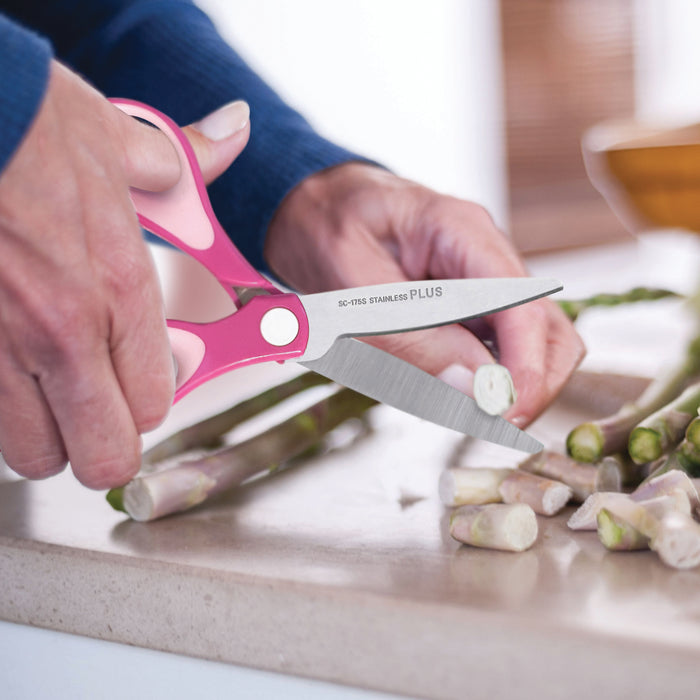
111, 99, 562, 454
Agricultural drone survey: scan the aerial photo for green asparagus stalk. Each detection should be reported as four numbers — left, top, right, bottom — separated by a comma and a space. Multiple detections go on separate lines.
108, 387, 377, 521
142, 371, 333, 466
557, 287, 680, 322
567, 334, 700, 463
647, 416, 700, 480
627, 382, 700, 464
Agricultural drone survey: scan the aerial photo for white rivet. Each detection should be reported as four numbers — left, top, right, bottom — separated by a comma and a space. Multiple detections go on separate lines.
260, 307, 300, 346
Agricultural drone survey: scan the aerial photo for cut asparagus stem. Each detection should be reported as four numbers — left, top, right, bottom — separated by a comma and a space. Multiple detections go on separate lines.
142, 371, 333, 466
518, 451, 619, 503
648, 416, 700, 480
597, 454, 645, 490
596, 491, 691, 551
498, 470, 573, 516
449, 503, 538, 552
557, 287, 681, 322
631, 469, 700, 512
569, 469, 699, 532
473, 364, 516, 416
566, 334, 700, 462
568, 492, 633, 531
438, 467, 512, 507
110, 387, 377, 521
628, 382, 700, 464
597, 508, 650, 551
651, 511, 700, 569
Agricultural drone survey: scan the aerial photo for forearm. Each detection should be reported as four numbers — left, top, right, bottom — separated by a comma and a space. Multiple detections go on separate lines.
4, 0, 365, 271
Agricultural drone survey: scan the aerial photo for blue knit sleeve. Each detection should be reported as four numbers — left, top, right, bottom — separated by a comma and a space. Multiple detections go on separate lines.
0, 14, 52, 174
2, 1, 370, 273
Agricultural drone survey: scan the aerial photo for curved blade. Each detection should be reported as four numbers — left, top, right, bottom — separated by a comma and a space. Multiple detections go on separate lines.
298, 277, 562, 361
300, 337, 542, 453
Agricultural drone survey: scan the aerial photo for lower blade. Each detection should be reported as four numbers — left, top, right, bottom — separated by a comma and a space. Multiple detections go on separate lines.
300, 338, 542, 453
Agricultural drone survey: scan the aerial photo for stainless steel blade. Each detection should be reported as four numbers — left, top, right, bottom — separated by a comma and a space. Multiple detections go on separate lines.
300, 337, 542, 453
297, 277, 562, 361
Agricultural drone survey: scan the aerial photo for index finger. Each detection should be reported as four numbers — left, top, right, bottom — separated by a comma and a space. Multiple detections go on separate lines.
492, 298, 584, 427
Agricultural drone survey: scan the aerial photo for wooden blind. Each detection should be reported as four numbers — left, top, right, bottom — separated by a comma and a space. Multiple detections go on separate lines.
500, 0, 637, 252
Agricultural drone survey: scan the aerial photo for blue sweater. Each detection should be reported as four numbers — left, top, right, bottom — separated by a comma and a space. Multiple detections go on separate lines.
0, 1, 362, 271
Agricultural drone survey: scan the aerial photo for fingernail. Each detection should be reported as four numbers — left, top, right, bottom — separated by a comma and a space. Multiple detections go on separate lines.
511, 414, 527, 428
194, 100, 250, 140
437, 364, 474, 395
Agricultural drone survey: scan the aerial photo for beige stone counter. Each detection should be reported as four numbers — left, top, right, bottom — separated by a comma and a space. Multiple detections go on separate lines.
3, 234, 700, 699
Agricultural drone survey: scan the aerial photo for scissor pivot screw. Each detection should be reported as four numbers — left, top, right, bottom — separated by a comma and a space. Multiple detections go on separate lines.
260, 307, 300, 346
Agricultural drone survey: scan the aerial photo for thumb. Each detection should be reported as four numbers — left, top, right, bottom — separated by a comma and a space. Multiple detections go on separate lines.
184, 100, 250, 185
116, 100, 250, 191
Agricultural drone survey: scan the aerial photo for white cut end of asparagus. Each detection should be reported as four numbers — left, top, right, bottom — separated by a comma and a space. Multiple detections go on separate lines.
652, 511, 700, 569
123, 468, 216, 522
449, 503, 538, 552
438, 467, 512, 506
473, 364, 517, 416
568, 492, 633, 530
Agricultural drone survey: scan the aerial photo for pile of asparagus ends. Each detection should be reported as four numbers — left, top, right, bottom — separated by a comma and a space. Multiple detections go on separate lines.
443, 286, 700, 567
562, 287, 700, 568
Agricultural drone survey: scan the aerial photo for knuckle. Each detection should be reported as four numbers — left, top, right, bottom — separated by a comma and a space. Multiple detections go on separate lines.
102, 249, 154, 301
10, 286, 102, 371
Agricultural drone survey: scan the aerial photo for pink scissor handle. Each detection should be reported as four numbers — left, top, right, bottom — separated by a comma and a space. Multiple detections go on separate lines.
110, 98, 277, 297
110, 99, 309, 401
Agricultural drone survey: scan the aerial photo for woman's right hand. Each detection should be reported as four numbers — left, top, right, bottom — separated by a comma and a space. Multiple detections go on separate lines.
0, 60, 250, 489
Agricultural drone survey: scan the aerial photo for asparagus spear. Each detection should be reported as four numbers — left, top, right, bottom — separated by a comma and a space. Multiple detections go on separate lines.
142, 371, 333, 466
568, 491, 633, 531
518, 450, 619, 503
652, 511, 700, 569
647, 415, 700, 480
594, 490, 694, 562
498, 470, 572, 516
557, 287, 680, 322
439, 466, 572, 515
627, 382, 700, 464
449, 503, 538, 552
632, 469, 700, 511
567, 334, 700, 462
438, 467, 512, 507
108, 387, 377, 521
596, 508, 650, 551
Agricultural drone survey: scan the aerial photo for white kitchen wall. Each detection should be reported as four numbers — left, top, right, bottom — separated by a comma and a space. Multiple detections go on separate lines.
635, 0, 700, 122
195, 0, 508, 228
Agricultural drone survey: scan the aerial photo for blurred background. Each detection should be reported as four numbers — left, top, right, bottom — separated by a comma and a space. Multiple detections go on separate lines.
194, 0, 700, 254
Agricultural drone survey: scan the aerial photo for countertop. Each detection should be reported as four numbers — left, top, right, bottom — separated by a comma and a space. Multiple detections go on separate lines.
3, 233, 700, 699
